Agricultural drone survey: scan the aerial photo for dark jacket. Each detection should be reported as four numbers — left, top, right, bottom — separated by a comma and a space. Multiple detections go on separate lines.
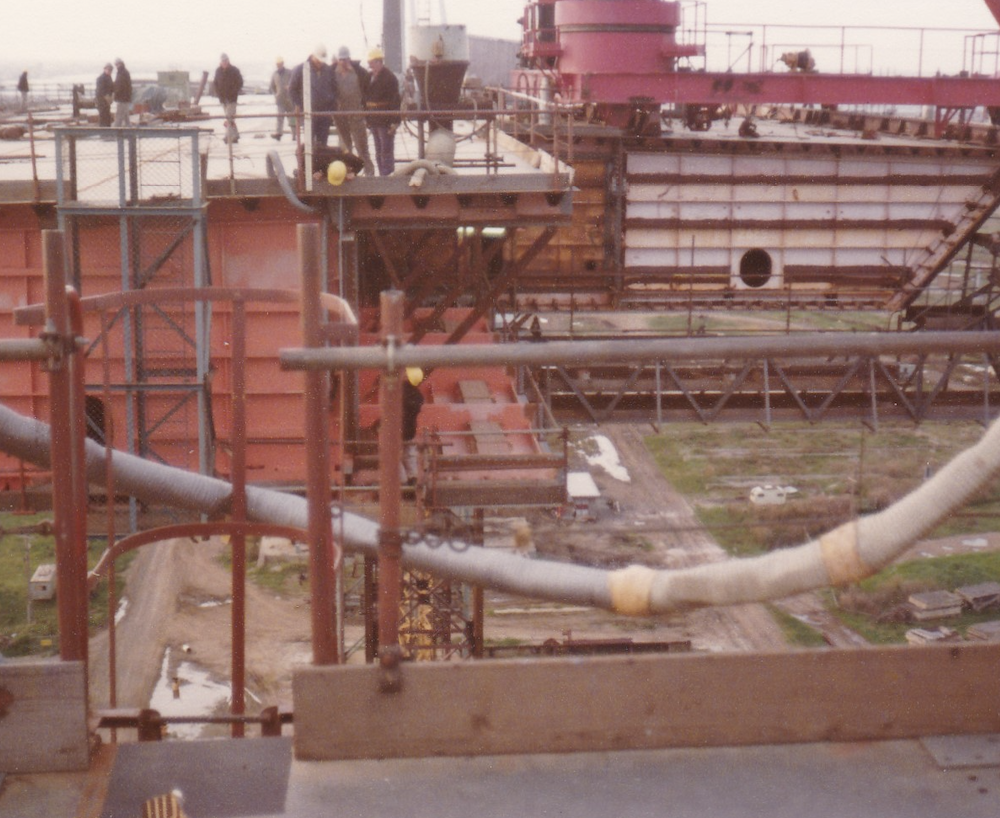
402, 382, 425, 442
113, 66, 132, 103
288, 60, 337, 114
364, 67, 401, 126
96, 72, 114, 101
17, 72, 28, 93
214, 63, 243, 105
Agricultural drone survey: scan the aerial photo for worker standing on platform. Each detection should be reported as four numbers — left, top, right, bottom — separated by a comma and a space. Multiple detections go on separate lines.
95, 63, 114, 127
401, 367, 426, 484
334, 46, 374, 175
289, 45, 337, 146
214, 53, 243, 144
16, 71, 28, 110
365, 47, 401, 175
269, 57, 295, 141
113, 58, 132, 126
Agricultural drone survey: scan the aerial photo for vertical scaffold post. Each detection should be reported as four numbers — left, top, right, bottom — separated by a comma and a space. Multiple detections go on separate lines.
44, 229, 88, 666
300, 223, 338, 665
378, 289, 405, 692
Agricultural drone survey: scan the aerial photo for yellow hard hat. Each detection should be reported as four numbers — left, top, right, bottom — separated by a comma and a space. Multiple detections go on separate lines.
406, 367, 424, 387
368, 46, 385, 62
327, 160, 347, 186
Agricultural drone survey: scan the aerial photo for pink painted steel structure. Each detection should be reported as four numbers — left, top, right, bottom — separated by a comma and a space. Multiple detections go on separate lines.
513, 0, 1000, 122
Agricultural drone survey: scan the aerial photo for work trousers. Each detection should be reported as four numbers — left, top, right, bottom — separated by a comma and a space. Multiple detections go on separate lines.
370, 125, 395, 176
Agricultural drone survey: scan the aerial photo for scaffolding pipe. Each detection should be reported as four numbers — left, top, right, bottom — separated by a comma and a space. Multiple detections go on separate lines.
281, 331, 1000, 371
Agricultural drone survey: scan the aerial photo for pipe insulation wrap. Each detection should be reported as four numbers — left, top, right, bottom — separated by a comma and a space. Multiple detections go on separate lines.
4, 401, 1000, 615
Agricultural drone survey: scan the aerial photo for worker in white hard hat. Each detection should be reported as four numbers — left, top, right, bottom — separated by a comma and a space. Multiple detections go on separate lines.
269, 56, 295, 141
334, 45, 375, 175
365, 46, 401, 175
289, 44, 337, 146
401, 368, 425, 484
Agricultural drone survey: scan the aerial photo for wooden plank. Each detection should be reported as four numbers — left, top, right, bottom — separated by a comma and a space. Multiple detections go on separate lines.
293, 643, 1000, 761
0, 661, 89, 772
430, 479, 566, 508
457, 380, 494, 404
469, 420, 510, 455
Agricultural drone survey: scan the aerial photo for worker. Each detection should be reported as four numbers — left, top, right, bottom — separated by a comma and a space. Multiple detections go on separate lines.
16, 70, 28, 111
214, 53, 244, 144
401, 367, 425, 484
269, 57, 295, 141
364, 47, 401, 175
112, 58, 132, 126
289, 44, 337, 147
95, 63, 114, 127
334, 46, 374, 175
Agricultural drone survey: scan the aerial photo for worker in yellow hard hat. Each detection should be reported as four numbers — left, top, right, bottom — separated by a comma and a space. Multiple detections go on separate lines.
365, 45, 401, 175
401, 367, 425, 484
327, 160, 348, 185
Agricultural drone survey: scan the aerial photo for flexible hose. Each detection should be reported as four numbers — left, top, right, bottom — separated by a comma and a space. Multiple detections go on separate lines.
3, 401, 998, 615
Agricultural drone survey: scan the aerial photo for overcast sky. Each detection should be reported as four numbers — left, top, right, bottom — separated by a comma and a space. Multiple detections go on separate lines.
3, 0, 998, 81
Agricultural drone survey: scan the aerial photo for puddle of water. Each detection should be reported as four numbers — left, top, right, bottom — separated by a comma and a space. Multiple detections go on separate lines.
114, 597, 128, 625
583, 434, 631, 483
148, 647, 232, 739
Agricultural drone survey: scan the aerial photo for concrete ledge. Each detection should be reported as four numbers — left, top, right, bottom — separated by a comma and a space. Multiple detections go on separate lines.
294, 642, 1000, 761
0, 660, 89, 772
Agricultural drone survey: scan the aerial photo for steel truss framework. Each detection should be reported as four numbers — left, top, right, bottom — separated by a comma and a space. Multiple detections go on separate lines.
528, 349, 1000, 427
54, 127, 211, 475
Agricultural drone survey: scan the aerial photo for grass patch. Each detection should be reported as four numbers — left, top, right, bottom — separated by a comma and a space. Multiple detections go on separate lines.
767, 604, 828, 648
830, 551, 1000, 644
0, 512, 128, 657
644, 421, 997, 556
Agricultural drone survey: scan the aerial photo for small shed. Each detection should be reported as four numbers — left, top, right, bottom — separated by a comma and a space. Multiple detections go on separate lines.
749, 485, 786, 506
29, 563, 57, 601
567, 471, 601, 520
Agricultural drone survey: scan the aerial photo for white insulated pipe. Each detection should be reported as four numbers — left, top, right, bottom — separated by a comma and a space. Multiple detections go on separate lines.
3, 401, 1000, 615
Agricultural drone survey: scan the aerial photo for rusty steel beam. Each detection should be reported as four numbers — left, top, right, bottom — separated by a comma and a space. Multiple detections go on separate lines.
44, 230, 89, 666
230, 299, 248, 736
300, 224, 339, 666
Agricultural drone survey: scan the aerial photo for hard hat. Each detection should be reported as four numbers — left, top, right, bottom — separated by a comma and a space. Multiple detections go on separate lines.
367, 47, 385, 62
327, 160, 347, 186
312, 44, 328, 61
276, 56, 284, 65
406, 367, 424, 387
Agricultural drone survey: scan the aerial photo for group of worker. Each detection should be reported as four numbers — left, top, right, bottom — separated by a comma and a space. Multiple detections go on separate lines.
83, 45, 402, 176
265, 44, 401, 176
213, 44, 400, 176
92, 59, 134, 127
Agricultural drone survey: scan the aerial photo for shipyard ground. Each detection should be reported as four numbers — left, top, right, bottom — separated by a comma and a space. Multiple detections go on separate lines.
4, 425, 1000, 815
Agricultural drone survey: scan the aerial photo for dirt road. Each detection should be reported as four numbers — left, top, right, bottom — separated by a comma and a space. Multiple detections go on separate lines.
85, 423, 844, 715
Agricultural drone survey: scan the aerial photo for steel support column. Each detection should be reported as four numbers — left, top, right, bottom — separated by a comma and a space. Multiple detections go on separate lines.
300, 224, 339, 665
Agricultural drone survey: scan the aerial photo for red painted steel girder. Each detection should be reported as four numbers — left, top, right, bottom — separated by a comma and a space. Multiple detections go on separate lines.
524, 70, 1000, 108
985, 0, 1000, 27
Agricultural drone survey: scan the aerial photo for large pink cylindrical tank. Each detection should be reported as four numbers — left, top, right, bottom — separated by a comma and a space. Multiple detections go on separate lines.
554, 0, 688, 76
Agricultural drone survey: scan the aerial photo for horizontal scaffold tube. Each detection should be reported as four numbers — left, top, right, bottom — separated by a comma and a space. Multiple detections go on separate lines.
281, 330, 1000, 371
3, 401, 1000, 615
